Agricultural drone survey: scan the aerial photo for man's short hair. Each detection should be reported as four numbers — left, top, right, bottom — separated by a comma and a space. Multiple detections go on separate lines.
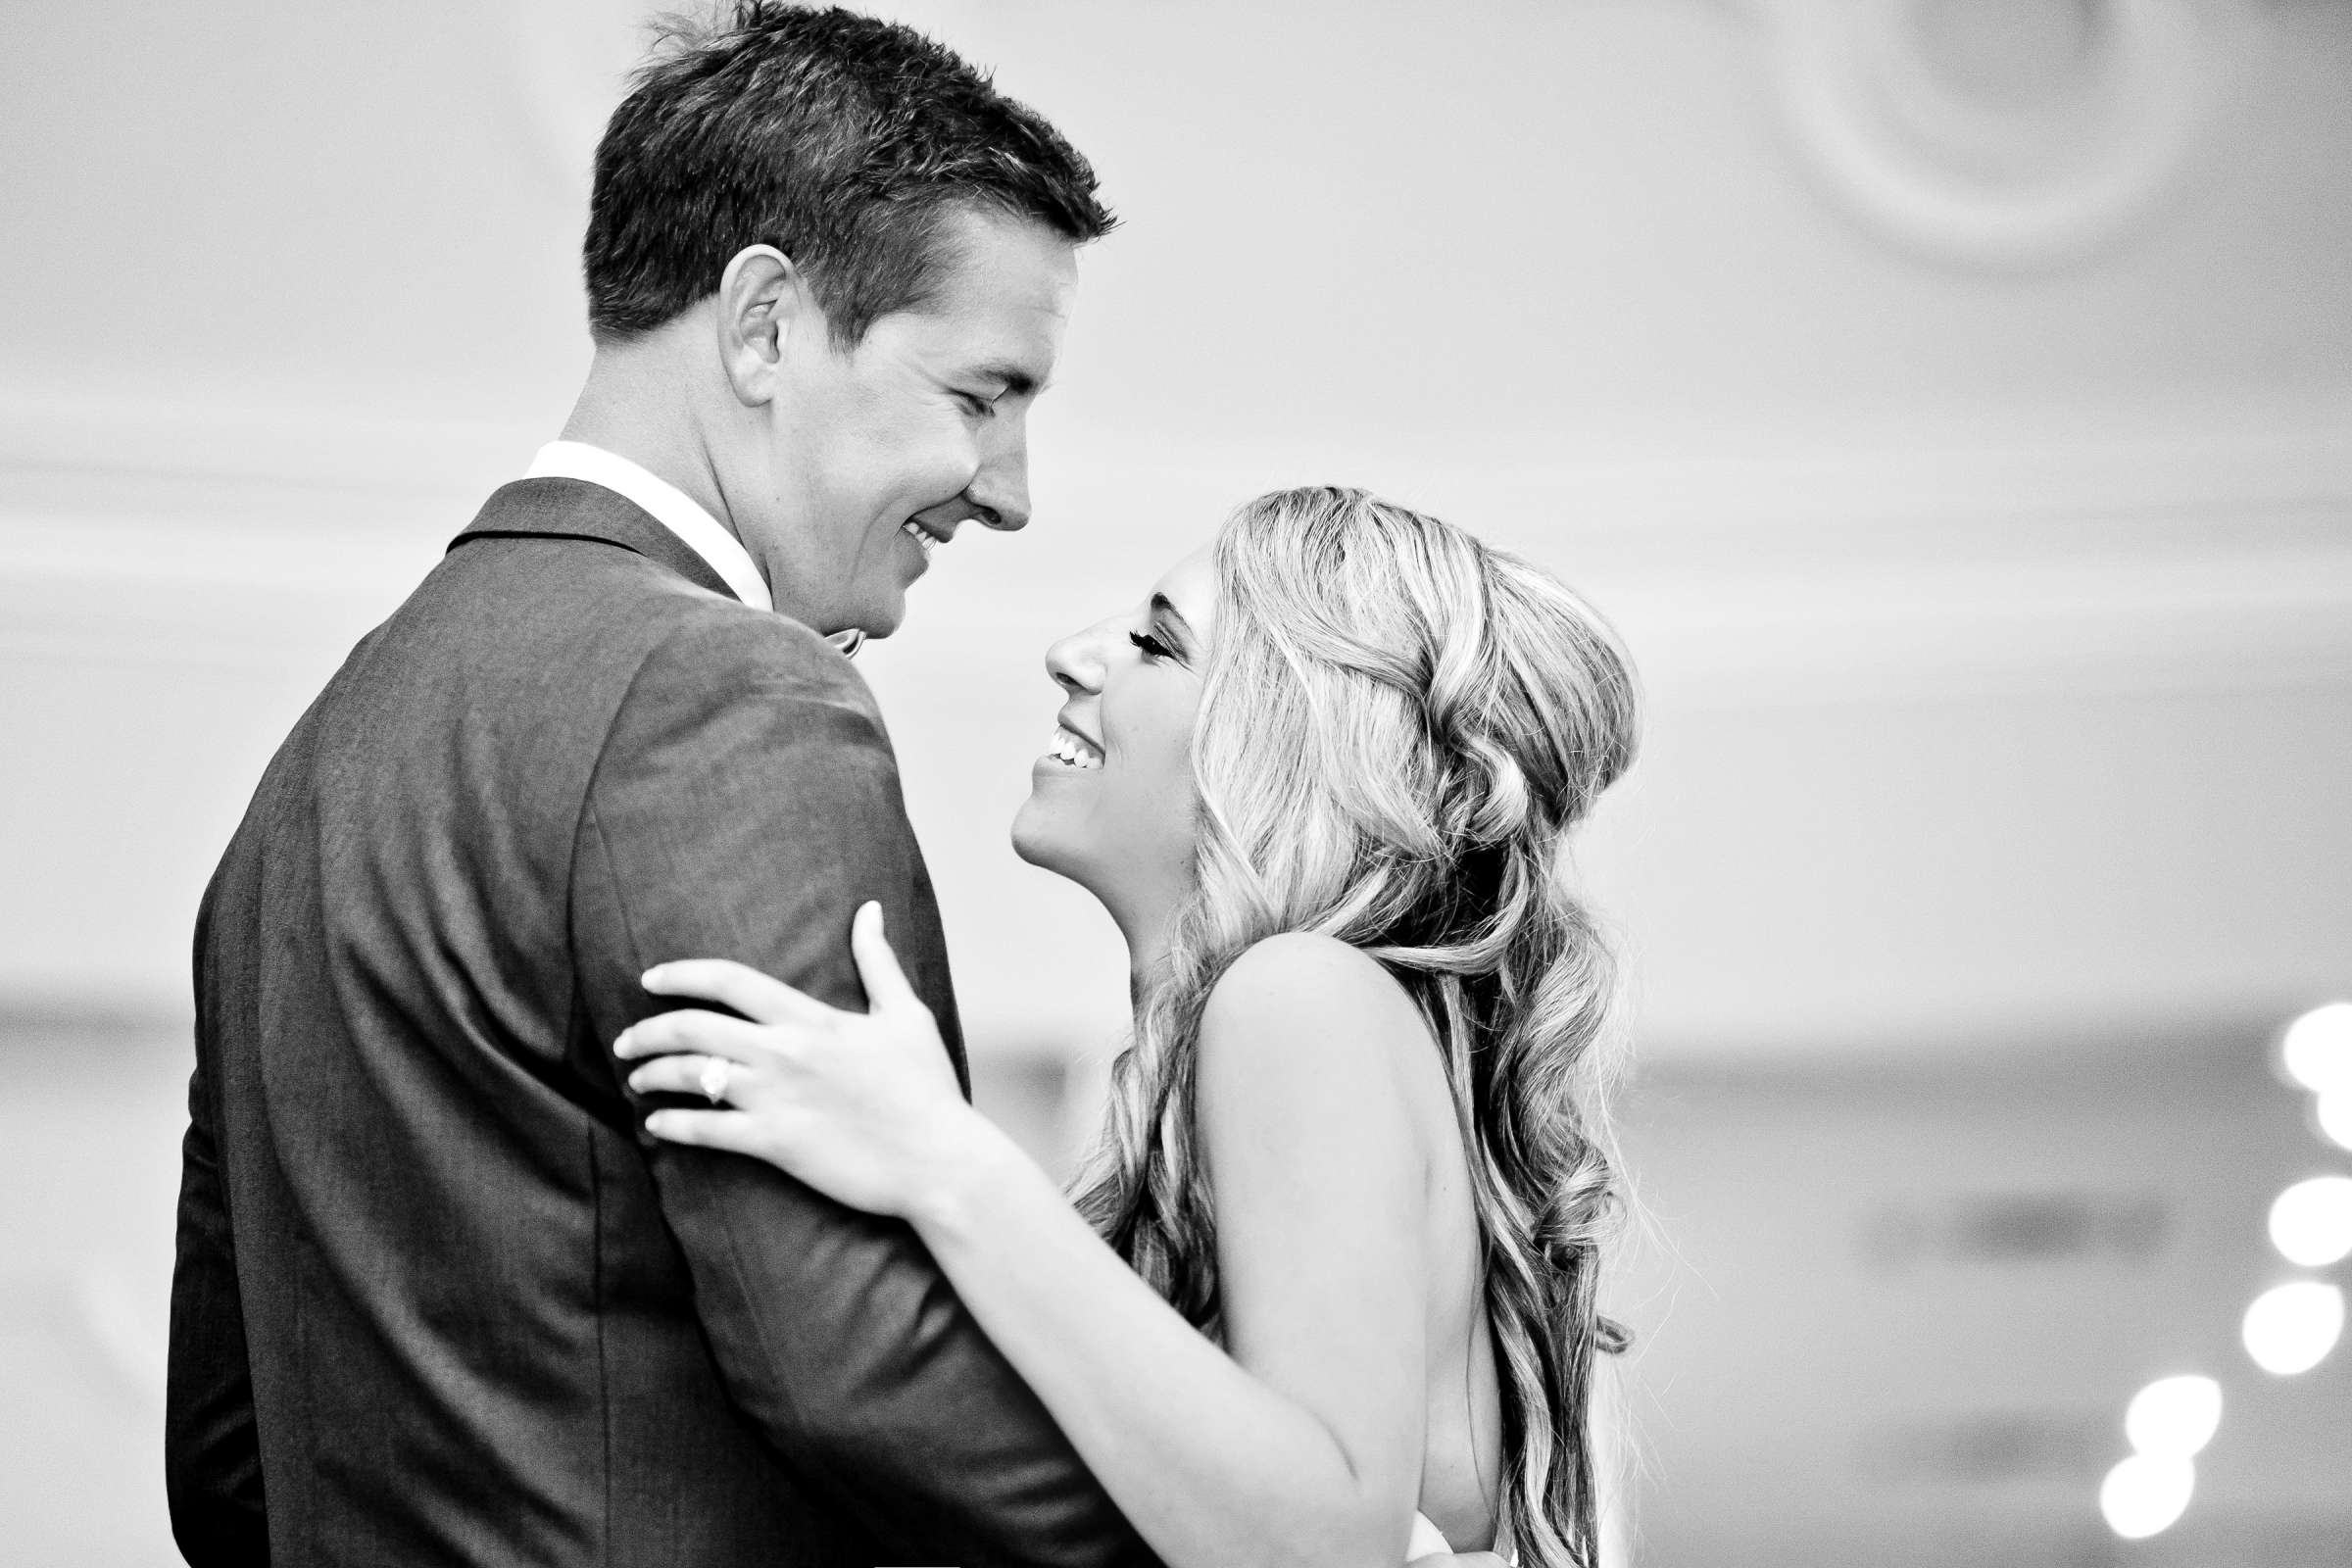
586, 3, 1115, 346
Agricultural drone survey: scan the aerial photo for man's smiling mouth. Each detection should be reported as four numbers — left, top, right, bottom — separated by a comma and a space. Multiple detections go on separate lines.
901, 518, 943, 560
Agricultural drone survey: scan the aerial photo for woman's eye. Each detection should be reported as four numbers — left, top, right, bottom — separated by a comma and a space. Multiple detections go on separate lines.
1128, 630, 1174, 662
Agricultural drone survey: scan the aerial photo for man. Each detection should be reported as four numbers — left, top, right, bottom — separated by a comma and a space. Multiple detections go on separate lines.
166, 7, 1152, 1564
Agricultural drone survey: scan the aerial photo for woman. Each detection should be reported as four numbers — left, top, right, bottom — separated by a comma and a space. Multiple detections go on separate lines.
614, 487, 1641, 1567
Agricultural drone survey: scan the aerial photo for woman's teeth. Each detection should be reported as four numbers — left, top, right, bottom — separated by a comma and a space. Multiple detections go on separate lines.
1048, 725, 1103, 770
901, 520, 937, 560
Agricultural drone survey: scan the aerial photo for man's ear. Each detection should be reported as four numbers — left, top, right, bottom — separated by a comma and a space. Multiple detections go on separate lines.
714, 244, 811, 407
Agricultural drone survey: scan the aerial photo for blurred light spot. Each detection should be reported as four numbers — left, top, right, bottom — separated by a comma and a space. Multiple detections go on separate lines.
2242, 1281, 2345, 1376
2099, 1452, 2194, 1540
2269, 1176, 2352, 1268
2281, 1003, 2352, 1092
2318, 1087, 2352, 1153
2123, 1375, 2221, 1458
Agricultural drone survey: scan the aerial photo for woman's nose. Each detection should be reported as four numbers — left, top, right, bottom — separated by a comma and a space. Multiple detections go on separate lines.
1044, 621, 1111, 695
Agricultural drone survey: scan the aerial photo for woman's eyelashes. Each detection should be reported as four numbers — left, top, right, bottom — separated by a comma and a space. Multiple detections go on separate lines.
1128, 629, 1179, 663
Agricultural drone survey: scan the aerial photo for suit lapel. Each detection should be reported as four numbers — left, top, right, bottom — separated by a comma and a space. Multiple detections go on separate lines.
450, 478, 741, 603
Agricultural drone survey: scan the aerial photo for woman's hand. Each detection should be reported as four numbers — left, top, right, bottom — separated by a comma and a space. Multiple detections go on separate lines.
613, 903, 985, 1220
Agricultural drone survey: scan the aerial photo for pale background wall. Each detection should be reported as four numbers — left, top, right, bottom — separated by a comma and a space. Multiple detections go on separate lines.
3, 1, 2347, 1563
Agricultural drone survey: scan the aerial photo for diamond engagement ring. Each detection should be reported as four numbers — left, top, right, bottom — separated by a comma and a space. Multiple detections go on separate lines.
698, 1056, 732, 1104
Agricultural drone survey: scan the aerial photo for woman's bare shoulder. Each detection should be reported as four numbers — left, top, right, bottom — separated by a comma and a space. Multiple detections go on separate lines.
1196, 932, 1436, 1133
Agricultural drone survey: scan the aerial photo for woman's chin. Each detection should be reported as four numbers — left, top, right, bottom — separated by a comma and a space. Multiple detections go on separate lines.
1010, 802, 1097, 889
1008, 799, 1061, 872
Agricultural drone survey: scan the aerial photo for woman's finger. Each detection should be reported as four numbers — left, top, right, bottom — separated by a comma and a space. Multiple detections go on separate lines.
612, 1008, 772, 1064
849, 902, 922, 1014
626, 1054, 758, 1101
643, 1107, 770, 1157
641, 957, 828, 1024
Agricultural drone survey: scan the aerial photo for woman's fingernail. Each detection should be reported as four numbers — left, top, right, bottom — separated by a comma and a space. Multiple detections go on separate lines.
641, 965, 664, 986
614, 1027, 634, 1054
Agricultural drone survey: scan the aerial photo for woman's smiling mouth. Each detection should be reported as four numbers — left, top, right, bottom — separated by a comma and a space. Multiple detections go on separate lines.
1044, 724, 1103, 770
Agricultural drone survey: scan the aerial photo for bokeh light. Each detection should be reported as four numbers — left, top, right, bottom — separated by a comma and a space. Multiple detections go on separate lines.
2123, 1374, 2222, 1458
2269, 1176, 2352, 1268
2281, 1003, 2352, 1093
2099, 1453, 2195, 1540
2242, 1281, 2345, 1376
2318, 1088, 2352, 1153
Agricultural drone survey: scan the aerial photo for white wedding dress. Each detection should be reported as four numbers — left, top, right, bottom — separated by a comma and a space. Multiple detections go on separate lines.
1406, 1510, 1455, 1561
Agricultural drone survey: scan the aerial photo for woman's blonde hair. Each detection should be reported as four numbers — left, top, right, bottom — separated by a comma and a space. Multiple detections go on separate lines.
1071, 487, 1642, 1567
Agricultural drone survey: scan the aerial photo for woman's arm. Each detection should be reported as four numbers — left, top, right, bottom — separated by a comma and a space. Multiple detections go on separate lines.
617, 913, 1446, 1568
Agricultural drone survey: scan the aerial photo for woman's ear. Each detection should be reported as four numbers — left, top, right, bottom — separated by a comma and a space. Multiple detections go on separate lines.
713, 243, 809, 407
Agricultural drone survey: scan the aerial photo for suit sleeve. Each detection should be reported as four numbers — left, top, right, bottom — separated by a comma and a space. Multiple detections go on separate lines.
570, 618, 1154, 1568
166, 892, 270, 1565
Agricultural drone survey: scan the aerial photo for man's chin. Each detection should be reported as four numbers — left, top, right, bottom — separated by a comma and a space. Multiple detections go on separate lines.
838, 586, 907, 641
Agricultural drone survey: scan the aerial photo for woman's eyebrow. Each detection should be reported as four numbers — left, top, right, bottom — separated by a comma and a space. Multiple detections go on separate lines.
1148, 593, 1197, 650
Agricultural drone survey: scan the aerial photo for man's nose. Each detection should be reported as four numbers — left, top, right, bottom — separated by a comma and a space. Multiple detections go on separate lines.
964, 416, 1032, 532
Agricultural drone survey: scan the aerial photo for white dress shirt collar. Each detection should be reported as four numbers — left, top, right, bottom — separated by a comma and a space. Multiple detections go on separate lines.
525, 440, 772, 612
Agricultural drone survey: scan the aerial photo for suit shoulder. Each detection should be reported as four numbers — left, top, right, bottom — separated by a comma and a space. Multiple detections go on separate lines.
630, 601, 881, 722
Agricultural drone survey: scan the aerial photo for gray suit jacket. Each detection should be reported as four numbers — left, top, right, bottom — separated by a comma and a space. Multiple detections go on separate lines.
167, 478, 1153, 1567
